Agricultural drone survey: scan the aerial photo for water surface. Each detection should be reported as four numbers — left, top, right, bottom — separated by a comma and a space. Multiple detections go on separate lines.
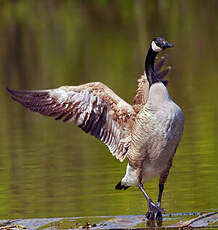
0, 0, 218, 220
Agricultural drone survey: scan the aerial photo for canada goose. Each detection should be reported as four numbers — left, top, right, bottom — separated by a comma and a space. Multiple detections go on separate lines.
7, 37, 184, 220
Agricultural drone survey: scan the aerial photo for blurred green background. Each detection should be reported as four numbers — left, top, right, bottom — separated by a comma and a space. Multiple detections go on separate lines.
0, 0, 218, 219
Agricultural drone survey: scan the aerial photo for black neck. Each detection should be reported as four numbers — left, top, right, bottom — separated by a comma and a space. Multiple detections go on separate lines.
145, 46, 159, 87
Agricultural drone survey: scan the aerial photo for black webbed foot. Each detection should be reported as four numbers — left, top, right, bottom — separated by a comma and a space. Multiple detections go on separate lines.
145, 201, 165, 220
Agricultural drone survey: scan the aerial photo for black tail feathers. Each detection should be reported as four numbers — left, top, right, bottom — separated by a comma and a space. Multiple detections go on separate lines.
115, 181, 130, 190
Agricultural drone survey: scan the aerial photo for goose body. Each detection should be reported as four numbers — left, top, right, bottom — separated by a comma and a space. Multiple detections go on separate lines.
7, 37, 184, 220
124, 82, 184, 186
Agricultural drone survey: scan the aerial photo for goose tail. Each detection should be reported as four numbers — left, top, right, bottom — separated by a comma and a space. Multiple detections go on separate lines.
115, 181, 130, 190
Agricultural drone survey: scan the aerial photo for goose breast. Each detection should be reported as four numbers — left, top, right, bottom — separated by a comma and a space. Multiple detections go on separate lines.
127, 99, 184, 181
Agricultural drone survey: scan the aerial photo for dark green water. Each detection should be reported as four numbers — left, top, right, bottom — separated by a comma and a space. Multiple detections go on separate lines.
0, 0, 218, 220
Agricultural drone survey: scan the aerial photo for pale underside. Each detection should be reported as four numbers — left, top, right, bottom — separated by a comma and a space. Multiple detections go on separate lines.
127, 96, 184, 184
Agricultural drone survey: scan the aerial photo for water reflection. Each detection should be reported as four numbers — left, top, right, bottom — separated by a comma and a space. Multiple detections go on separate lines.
0, 0, 218, 220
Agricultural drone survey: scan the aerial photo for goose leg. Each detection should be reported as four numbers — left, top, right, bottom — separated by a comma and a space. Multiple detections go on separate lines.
138, 182, 163, 220
157, 158, 174, 213
156, 183, 165, 213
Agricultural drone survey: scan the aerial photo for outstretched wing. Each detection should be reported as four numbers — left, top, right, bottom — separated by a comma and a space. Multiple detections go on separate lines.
7, 55, 171, 161
7, 82, 135, 162
133, 55, 171, 113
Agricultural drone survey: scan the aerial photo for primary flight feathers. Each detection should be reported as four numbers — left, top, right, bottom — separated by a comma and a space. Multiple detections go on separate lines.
7, 55, 170, 162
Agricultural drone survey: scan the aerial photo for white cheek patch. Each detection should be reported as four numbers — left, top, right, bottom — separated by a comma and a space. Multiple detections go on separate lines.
151, 41, 162, 52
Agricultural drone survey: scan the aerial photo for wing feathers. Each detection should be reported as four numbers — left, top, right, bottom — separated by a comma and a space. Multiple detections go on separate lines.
7, 84, 132, 162
7, 54, 171, 163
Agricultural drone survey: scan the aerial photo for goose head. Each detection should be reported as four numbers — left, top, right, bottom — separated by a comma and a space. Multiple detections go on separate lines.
151, 37, 174, 52
145, 37, 174, 87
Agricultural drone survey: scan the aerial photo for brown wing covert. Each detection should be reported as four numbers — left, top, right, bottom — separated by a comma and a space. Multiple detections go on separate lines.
7, 85, 132, 162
